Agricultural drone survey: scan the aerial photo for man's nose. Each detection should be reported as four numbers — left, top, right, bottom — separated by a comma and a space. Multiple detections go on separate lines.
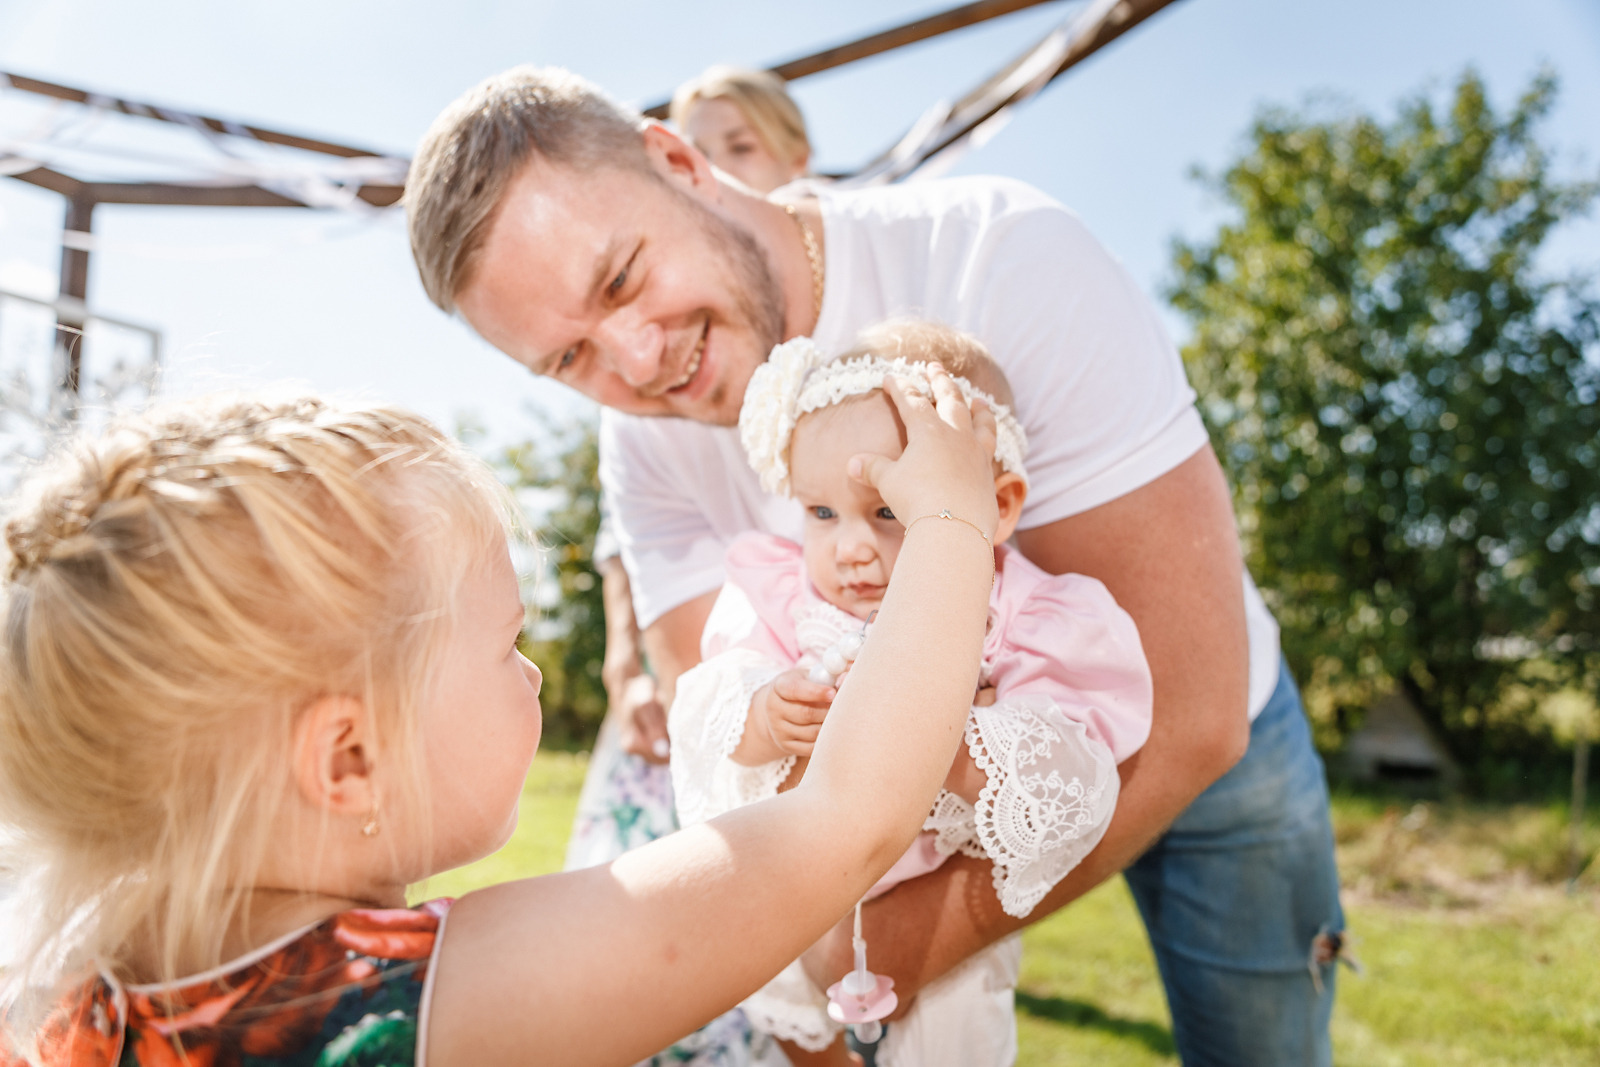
597, 310, 665, 388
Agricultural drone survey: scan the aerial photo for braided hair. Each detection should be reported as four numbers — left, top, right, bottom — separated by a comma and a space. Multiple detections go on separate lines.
0, 394, 512, 1024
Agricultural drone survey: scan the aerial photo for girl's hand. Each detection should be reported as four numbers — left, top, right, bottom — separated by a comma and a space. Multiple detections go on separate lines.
848, 363, 1000, 540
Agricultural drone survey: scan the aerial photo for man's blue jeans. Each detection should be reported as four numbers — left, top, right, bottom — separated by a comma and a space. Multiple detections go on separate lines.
1123, 658, 1343, 1066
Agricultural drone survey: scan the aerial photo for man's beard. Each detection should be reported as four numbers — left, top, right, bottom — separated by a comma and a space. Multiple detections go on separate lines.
670, 184, 787, 426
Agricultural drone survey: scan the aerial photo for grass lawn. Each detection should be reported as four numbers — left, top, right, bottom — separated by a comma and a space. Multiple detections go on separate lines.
419, 751, 1600, 1064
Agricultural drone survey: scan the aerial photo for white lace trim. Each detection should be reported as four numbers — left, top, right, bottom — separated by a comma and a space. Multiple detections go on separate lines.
966, 696, 1120, 918
924, 789, 986, 859
739, 337, 1030, 496
668, 650, 793, 829
741, 960, 842, 1052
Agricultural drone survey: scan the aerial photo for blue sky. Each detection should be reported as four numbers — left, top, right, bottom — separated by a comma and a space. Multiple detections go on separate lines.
1, 0, 1596, 448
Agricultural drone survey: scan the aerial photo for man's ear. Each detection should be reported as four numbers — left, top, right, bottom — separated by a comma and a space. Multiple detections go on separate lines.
992, 471, 1029, 544
293, 694, 379, 817
641, 121, 721, 203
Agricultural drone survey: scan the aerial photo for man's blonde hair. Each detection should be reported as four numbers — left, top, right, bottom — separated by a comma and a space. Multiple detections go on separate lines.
0, 395, 511, 1025
407, 65, 651, 312
669, 66, 811, 174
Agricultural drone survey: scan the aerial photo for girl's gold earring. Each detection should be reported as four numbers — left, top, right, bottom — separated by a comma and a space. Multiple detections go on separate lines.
360, 809, 380, 838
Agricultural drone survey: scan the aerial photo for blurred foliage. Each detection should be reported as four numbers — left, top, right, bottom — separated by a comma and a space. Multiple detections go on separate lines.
496, 418, 608, 749
1169, 69, 1600, 776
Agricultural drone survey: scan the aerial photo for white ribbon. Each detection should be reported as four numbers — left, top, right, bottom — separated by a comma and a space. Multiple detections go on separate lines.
739, 336, 1029, 496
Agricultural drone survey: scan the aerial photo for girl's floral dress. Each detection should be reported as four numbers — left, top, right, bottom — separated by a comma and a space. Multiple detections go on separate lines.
1, 901, 450, 1067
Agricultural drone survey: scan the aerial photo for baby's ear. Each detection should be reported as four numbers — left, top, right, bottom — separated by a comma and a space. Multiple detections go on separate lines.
991, 472, 1028, 544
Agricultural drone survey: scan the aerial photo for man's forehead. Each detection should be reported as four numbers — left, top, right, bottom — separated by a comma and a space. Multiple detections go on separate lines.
491, 161, 628, 259
469, 163, 641, 317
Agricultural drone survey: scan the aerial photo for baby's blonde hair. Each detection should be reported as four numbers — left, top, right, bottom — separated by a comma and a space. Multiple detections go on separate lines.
0, 395, 511, 1018
670, 65, 811, 173
838, 318, 1016, 408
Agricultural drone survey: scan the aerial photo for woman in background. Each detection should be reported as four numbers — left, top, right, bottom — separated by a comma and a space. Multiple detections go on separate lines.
671, 65, 811, 193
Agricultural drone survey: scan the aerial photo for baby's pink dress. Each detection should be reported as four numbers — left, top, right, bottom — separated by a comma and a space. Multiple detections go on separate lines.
668, 533, 1152, 1057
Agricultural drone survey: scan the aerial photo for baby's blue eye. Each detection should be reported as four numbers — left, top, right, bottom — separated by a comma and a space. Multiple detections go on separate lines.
810, 506, 836, 520
608, 268, 628, 295
876, 507, 896, 521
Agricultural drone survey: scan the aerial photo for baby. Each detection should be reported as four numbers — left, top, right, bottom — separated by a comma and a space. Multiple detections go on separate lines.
669, 320, 1156, 1067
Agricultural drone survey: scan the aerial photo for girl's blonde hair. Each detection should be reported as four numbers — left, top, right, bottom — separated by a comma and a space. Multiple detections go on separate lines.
670, 65, 811, 173
0, 395, 511, 1019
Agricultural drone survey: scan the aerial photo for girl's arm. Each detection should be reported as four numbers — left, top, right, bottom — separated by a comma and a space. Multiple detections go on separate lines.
427, 370, 1000, 1067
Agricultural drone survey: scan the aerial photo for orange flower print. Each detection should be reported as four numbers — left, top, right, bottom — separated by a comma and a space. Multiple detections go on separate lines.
2, 981, 123, 1067
332, 908, 440, 963
0, 902, 450, 1067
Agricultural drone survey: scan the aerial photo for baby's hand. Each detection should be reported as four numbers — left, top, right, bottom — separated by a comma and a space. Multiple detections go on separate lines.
753, 669, 837, 759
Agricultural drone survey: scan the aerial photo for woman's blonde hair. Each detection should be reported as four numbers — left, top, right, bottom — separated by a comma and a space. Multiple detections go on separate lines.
0, 395, 512, 1021
670, 65, 811, 173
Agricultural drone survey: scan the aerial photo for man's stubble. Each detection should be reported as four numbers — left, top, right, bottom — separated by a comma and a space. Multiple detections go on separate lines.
667, 183, 788, 427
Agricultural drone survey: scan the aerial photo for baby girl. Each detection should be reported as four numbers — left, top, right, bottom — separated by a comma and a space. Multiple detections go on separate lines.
669, 320, 1155, 1067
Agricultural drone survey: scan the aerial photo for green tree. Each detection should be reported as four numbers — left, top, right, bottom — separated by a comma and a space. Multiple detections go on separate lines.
496, 418, 608, 748
1170, 70, 1600, 775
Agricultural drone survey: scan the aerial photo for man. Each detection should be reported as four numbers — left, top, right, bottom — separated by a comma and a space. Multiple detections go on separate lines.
408, 66, 1343, 1065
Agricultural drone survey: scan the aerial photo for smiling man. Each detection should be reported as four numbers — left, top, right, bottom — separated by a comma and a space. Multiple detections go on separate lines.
408, 66, 1344, 1066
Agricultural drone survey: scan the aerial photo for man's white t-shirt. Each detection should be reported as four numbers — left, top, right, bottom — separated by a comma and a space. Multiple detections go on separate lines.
599, 176, 1282, 717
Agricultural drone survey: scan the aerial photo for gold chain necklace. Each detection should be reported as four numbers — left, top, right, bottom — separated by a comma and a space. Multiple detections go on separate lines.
783, 202, 825, 330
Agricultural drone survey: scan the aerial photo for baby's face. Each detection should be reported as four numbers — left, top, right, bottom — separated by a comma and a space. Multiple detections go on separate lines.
790, 394, 907, 621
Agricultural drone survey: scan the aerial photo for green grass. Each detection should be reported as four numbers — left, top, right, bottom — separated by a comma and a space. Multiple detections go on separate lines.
419, 752, 1600, 1064
1014, 881, 1600, 1066
1015, 883, 1176, 1065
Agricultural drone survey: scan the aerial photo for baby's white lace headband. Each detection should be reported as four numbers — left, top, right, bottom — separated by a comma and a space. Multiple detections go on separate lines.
739, 335, 1029, 496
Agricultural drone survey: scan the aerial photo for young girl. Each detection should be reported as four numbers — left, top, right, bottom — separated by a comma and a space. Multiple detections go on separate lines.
669, 321, 1155, 1067
0, 378, 1001, 1067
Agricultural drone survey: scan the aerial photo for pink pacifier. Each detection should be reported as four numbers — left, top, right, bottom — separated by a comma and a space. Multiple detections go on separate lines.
825, 901, 896, 1044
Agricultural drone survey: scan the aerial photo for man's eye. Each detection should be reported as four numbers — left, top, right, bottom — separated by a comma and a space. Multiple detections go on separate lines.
810, 506, 835, 520
876, 507, 896, 521
608, 268, 628, 295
